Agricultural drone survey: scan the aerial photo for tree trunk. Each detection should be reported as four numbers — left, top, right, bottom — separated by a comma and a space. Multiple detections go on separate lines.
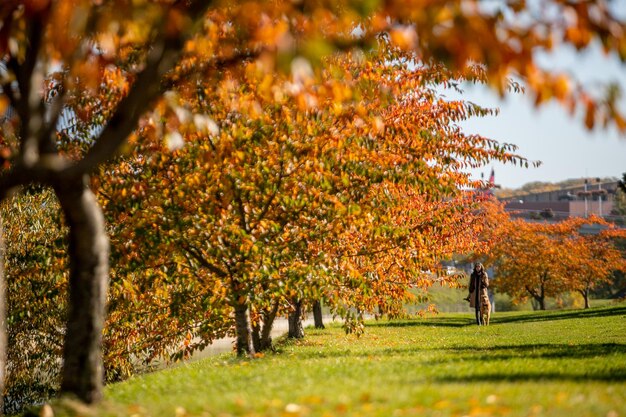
259, 302, 279, 351
55, 178, 109, 404
0, 218, 6, 413
537, 282, 546, 311
313, 299, 325, 329
579, 287, 590, 309
526, 285, 545, 311
288, 299, 304, 339
538, 296, 545, 310
251, 319, 262, 354
233, 299, 254, 357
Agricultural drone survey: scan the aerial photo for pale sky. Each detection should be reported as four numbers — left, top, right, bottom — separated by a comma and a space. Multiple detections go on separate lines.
444, 40, 626, 190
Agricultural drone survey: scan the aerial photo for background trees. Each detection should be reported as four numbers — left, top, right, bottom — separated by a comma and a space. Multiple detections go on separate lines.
568, 228, 626, 308
490, 219, 576, 310
488, 215, 626, 310
100, 45, 529, 358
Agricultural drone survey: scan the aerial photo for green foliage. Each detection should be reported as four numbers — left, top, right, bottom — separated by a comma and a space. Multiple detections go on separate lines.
1, 188, 67, 414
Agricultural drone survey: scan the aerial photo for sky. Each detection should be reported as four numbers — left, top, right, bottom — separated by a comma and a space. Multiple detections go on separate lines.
442, 42, 626, 191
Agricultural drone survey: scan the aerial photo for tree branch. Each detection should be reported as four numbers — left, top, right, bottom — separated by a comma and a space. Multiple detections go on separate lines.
39, 88, 66, 155
0, 154, 72, 199
250, 158, 285, 233
64, 2, 213, 177
10, 15, 46, 166
179, 241, 228, 278
525, 285, 539, 300
230, 177, 250, 234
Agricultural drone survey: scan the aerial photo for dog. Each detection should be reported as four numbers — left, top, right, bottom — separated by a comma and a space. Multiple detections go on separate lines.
479, 294, 491, 326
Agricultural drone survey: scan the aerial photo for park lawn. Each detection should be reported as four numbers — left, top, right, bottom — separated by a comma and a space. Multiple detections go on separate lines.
51, 305, 626, 417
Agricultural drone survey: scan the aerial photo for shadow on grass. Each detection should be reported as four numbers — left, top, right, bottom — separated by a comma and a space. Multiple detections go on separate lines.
365, 305, 626, 329
295, 342, 626, 383
366, 316, 473, 328
491, 305, 626, 324
439, 342, 626, 361
374, 342, 626, 362
434, 370, 626, 383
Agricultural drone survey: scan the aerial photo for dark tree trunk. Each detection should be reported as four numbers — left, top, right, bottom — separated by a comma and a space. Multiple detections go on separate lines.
538, 296, 546, 310
55, 178, 109, 403
313, 299, 325, 329
288, 299, 304, 339
579, 287, 590, 309
526, 284, 546, 311
251, 320, 262, 353
233, 299, 254, 357
251, 303, 279, 352
537, 283, 546, 311
0, 219, 6, 413
259, 303, 279, 351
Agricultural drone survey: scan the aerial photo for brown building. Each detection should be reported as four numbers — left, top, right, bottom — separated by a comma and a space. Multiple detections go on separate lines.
502, 180, 620, 220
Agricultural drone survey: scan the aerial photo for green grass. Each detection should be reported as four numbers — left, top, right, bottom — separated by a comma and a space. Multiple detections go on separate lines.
44, 304, 626, 417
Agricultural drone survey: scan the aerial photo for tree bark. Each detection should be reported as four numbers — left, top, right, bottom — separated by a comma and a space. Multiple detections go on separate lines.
538, 296, 545, 310
579, 288, 590, 309
313, 299, 325, 329
259, 303, 279, 351
251, 320, 262, 354
252, 303, 279, 352
0, 218, 6, 413
55, 177, 109, 404
288, 299, 304, 339
526, 285, 545, 311
233, 298, 254, 357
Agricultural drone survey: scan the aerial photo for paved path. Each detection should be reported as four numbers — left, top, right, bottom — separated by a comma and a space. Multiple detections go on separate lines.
190, 316, 334, 361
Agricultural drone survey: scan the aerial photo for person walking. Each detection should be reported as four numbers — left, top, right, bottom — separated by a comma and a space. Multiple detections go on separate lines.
467, 263, 489, 325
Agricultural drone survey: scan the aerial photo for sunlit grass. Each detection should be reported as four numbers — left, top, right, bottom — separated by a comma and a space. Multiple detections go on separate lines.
45, 304, 626, 417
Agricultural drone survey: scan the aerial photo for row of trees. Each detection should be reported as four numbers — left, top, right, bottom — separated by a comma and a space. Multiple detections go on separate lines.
1, 0, 625, 412
3, 44, 523, 411
479, 203, 626, 310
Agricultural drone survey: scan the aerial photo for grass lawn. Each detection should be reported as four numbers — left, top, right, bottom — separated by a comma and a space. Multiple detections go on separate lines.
46, 304, 626, 417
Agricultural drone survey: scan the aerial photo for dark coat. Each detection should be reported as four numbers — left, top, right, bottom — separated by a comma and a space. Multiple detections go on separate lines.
469, 269, 489, 309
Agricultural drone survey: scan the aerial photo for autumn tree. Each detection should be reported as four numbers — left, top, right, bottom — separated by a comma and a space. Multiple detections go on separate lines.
567, 227, 626, 308
0, 0, 215, 403
488, 214, 626, 310
1, 0, 625, 408
489, 218, 577, 310
98, 42, 531, 358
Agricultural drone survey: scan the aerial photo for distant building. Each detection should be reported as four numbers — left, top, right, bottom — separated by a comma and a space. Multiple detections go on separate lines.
501, 179, 620, 220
